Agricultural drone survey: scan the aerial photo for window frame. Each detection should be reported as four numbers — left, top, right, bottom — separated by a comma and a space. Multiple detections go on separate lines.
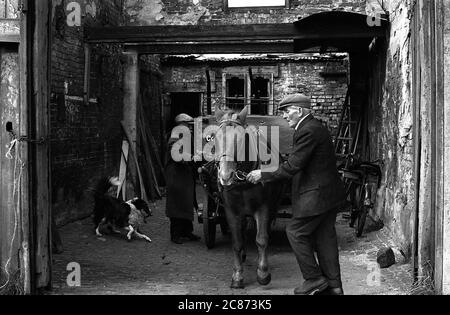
224, 0, 290, 11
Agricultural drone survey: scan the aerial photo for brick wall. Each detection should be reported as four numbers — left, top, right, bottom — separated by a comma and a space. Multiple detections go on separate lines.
125, 0, 367, 26
51, 0, 127, 225
162, 56, 348, 137
275, 60, 348, 136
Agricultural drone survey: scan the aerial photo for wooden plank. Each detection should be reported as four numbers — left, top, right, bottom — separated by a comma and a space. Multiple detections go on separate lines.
206, 69, 212, 115
0, 45, 20, 293
144, 120, 165, 181
19, 0, 31, 293
137, 111, 161, 199
417, 0, 434, 281
83, 44, 91, 105
121, 121, 149, 202
411, 0, 421, 281
117, 140, 129, 200
442, 0, 450, 294
433, 0, 445, 295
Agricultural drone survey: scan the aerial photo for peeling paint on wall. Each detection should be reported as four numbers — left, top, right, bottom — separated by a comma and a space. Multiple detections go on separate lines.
124, 0, 366, 25
369, 0, 415, 255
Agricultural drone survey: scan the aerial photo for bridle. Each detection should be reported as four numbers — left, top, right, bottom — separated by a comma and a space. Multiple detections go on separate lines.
215, 119, 260, 188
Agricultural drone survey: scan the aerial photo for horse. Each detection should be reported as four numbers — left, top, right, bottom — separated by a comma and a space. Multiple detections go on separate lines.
214, 106, 284, 289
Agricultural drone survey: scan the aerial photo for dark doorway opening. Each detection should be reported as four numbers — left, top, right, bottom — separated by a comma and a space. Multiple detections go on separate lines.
169, 92, 201, 127
251, 77, 269, 115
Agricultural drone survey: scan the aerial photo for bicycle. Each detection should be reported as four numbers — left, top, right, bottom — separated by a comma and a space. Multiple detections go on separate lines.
338, 155, 382, 237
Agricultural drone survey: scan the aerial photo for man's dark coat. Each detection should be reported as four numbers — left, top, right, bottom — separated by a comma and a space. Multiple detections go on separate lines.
261, 115, 346, 218
165, 135, 196, 221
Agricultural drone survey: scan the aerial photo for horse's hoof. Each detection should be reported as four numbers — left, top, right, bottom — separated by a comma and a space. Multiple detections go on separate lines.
230, 279, 245, 289
257, 273, 272, 286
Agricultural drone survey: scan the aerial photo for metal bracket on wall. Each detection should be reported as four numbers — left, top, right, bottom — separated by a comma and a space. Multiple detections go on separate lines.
18, 136, 47, 145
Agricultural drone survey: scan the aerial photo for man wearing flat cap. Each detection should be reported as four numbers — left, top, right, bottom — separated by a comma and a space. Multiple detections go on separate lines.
165, 114, 201, 244
247, 94, 346, 295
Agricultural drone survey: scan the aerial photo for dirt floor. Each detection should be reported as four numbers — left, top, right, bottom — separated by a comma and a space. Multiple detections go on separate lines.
51, 198, 413, 295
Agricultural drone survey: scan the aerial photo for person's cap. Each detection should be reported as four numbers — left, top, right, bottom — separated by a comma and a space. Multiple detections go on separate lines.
175, 113, 194, 124
278, 94, 311, 111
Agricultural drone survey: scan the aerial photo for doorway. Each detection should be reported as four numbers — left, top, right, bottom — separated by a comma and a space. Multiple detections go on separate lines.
169, 92, 202, 127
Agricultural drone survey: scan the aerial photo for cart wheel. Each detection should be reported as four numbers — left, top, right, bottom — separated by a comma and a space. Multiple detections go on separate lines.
204, 217, 216, 249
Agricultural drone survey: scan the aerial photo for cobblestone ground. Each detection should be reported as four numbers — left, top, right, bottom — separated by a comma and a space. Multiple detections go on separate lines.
51, 198, 413, 295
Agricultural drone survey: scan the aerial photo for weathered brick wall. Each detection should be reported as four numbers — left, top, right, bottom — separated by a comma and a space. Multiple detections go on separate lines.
125, 0, 367, 25
275, 60, 348, 136
161, 56, 348, 136
367, 0, 415, 256
51, 0, 127, 225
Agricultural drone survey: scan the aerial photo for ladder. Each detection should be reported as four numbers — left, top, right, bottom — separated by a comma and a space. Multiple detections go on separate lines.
334, 89, 362, 160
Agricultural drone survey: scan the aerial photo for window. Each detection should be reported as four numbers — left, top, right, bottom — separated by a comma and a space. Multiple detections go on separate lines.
226, 76, 246, 110
227, 0, 287, 8
222, 69, 274, 115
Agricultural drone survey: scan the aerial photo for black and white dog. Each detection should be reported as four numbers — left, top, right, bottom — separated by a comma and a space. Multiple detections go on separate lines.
93, 177, 153, 243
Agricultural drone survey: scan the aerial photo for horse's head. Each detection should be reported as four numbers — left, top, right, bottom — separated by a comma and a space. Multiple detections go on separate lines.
215, 106, 249, 187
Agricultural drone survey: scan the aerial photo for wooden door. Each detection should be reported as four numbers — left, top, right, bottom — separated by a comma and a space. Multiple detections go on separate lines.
0, 44, 22, 293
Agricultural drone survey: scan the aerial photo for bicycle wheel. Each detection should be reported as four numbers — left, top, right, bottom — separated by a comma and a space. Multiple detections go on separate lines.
349, 183, 362, 228
355, 185, 368, 237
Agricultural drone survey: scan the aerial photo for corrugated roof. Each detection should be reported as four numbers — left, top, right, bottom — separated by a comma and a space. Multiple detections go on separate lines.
161, 53, 348, 65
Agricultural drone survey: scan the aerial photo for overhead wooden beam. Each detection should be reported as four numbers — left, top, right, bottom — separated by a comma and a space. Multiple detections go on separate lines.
85, 24, 297, 44
123, 41, 298, 55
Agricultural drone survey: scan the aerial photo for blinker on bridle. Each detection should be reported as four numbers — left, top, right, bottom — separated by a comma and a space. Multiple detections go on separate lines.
216, 118, 253, 185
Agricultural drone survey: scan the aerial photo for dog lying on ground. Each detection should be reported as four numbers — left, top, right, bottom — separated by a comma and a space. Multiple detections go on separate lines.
93, 177, 153, 243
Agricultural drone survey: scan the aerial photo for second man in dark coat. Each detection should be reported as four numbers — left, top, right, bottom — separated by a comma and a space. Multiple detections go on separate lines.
247, 94, 346, 295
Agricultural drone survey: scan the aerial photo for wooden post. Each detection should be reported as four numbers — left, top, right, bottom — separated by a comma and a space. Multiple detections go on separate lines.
123, 50, 139, 195
439, 0, 450, 295
83, 44, 91, 105
416, 0, 435, 282
206, 69, 212, 115
19, 0, 31, 294
32, 0, 52, 291
123, 50, 139, 153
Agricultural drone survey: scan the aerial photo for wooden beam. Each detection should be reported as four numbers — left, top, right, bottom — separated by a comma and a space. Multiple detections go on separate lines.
442, 0, 450, 295
85, 24, 297, 44
19, 0, 31, 295
124, 41, 297, 54
31, 0, 52, 291
123, 50, 139, 195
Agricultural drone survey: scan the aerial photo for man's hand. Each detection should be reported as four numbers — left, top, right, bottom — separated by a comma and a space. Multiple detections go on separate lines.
247, 170, 262, 184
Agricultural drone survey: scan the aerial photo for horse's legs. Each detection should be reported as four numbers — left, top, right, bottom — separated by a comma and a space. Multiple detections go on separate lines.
254, 204, 272, 286
227, 211, 246, 289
